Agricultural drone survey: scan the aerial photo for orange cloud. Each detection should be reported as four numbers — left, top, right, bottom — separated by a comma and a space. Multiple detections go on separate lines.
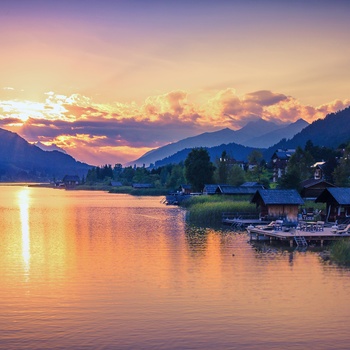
0, 88, 349, 165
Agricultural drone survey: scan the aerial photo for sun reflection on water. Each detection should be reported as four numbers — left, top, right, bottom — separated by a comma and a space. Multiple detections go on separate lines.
18, 188, 30, 275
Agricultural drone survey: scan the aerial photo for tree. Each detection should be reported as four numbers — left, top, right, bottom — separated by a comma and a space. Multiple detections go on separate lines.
278, 146, 314, 189
185, 148, 215, 192
227, 165, 246, 186
333, 143, 350, 187
214, 150, 230, 184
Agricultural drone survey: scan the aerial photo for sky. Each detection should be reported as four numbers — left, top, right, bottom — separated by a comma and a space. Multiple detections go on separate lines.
0, 0, 350, 166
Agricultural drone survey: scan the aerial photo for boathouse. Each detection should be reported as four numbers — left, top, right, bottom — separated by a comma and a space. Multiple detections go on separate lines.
251, 189, 304, 221
299, 178, 335, 200
315, 187, 350, 223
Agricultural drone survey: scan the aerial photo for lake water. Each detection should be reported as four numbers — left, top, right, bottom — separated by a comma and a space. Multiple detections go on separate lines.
1, 185, 350, 349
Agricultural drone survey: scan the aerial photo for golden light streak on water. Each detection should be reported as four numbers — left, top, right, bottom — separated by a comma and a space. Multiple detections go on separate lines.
18, 187, 31, 276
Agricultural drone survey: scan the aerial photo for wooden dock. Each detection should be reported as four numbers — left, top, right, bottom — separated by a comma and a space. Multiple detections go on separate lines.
247, 225, 350, 247
222, 212, 270, 229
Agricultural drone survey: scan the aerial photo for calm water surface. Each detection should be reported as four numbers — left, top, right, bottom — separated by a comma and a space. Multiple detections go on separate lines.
1, 185, 350, 349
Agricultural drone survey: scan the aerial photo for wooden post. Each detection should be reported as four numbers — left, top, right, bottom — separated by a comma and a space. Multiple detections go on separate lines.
320, 239, 324, 247
290, 239, 293, 247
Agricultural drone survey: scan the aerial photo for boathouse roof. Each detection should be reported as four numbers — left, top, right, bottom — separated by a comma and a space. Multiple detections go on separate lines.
300, 178, 335, 189
218, 185, 258, 195
251, 189, 304, 205
315, 187, 350, 205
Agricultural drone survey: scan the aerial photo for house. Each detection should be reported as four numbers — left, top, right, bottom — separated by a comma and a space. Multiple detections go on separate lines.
299, 178, 335, 200
203, 184, 219, 195
62, 175, 80, 189
251, 189, 304, 221
180, 184, 192, 194
315, 187, 350, 223
311, 161, 326, 180
271, 149, 295, 182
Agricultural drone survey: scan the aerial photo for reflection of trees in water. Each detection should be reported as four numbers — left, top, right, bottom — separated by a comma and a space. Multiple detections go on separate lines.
184, 225, 210, 256
184, 224, 231, 256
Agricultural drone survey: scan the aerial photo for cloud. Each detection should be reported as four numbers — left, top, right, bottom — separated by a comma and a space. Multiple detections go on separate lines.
0, 89, 349, 165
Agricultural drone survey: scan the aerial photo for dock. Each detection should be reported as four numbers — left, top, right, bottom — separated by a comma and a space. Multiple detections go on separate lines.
222, 212, 270, 229
247, 225, 350, 247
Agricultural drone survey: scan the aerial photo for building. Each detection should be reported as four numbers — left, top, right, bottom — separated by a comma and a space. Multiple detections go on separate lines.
251, 189, 304, 221
62, 175, 80, 189
203, 183, 264, 196
299, 178, 335, 200
315, 187, 350, 223
271, 149, 295, 182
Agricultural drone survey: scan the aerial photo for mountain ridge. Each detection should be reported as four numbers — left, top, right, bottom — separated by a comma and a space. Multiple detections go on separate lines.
0, 128, 92, 181
129, 118, 308, 167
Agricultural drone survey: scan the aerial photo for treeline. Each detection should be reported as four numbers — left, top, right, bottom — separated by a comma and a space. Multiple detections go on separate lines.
277, 140, 350, 189
85, 163, 186, 190
83, 139, 350, 192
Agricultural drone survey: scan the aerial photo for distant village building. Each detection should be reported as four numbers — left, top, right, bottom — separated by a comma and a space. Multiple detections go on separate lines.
62, 175, 80, 189
251, 189, 304, 221
312, 161, 326, 180
271, 149, 295, 182
180, 184, 192, 194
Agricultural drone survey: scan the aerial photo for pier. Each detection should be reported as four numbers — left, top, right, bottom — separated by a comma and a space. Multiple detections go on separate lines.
247, 225, 350, 247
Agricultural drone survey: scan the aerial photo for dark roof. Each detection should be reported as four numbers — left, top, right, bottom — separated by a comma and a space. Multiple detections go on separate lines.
315, 187, 350, 205
300, 178, 335, 189
217, 185, 258, 195
251, 189, 304, 205
181, 184, 192, 190
272, 150, 295, 161
203, 184, 219, 194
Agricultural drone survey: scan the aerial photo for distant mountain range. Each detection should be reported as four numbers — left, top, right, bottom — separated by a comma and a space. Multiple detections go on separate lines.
34, 141, 67, 154
263, 106, 350, 159
0, 128, 91, 181
136, 107, 350, 168
129, 118, 309, 167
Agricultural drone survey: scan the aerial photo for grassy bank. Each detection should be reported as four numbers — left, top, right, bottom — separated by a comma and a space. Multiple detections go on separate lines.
330, 240, 350, 266
181, 195, 257, 227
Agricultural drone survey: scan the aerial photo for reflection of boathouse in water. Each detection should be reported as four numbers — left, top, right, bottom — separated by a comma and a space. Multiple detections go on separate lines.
251, 189, 304, 222
316, 187, 350, 223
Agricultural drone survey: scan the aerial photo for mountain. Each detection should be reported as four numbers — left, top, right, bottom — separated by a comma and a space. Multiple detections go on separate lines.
34, 141, 67, 154
154, 142, 260, 168
243, 119, 309, 148
0, 128, 91, 181
129, 118, 301, 167
264, 107, 350, 159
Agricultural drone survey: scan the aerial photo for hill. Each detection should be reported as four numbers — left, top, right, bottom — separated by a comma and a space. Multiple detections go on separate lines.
0, 128, 92, 181
154, 142, 260, 167
243, 119, 308, 148
129, 118, 304, 167
34, 141, 67, 154
264, 107, 350, 159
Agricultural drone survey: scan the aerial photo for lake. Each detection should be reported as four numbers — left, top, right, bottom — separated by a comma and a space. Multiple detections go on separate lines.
1, 185, 350, 349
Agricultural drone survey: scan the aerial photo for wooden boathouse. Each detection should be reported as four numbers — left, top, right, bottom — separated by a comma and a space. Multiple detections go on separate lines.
251, 189, 304, 222
315, 187, 350, 223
